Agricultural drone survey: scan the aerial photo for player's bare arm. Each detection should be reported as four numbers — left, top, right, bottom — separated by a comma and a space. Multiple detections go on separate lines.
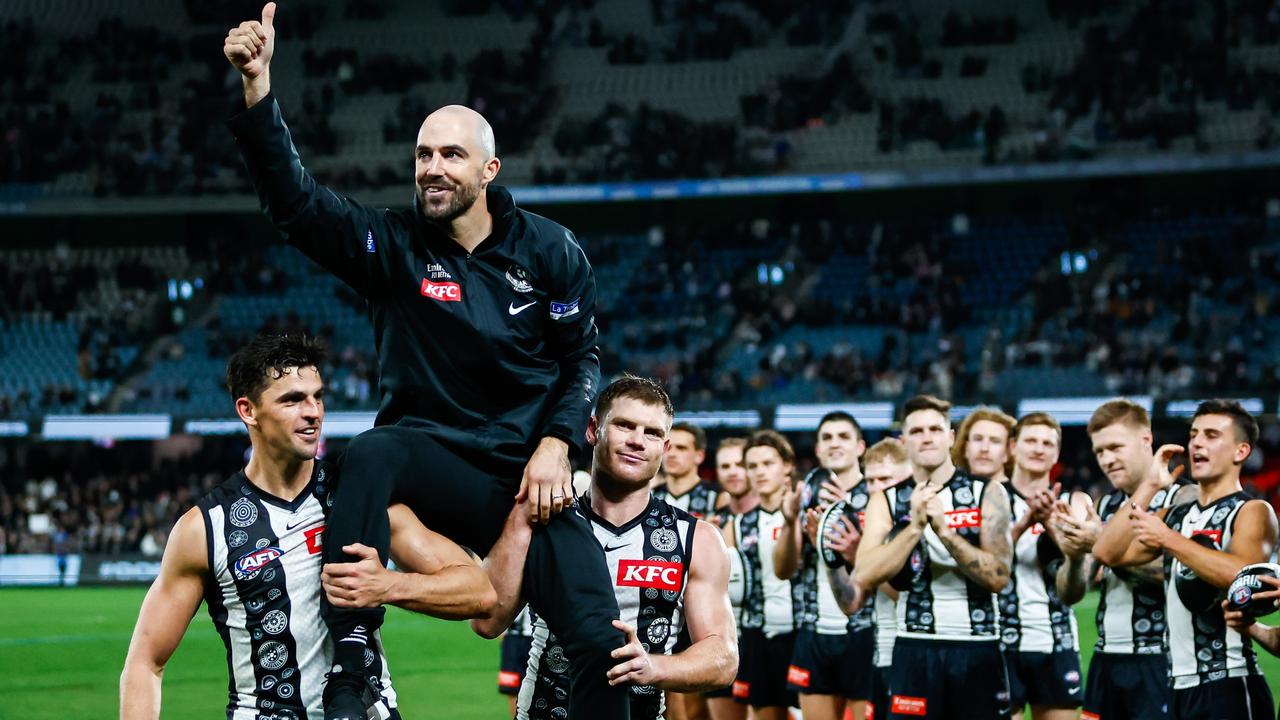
607, 521, 737, 691
823, 516, 865, 614
1052, 491, 1096, 605
120, 507, 209, 720
1133, 500, 1278, 589
223, 2, 275, 107
772, 483, 803, 579
854, 488, 920, 590
934, 481, 1011, 593
1094, 444, 1184, 567
321, 504, 497, 620
471, 500, 535, 638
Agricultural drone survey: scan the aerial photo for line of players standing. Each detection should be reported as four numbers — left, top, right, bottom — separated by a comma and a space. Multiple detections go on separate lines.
500, 394, 1280, 720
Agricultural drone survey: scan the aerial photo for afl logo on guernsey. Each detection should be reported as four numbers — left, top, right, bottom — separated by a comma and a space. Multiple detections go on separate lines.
234, 547, 283, 580
618, 560, 684, 591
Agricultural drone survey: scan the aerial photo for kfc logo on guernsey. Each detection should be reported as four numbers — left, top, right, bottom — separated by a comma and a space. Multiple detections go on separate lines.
945, 508, 982, 530
234, 547, 283, 580
421, 278, 462, 302
1192, 528, 1223, 545
617, 560, 684, 592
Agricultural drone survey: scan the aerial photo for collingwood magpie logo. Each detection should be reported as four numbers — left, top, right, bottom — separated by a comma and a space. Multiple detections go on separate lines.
505, 265, 533, 292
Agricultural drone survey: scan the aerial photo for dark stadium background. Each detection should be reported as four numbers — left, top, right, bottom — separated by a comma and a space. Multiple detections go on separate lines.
5, 0, 1280, 716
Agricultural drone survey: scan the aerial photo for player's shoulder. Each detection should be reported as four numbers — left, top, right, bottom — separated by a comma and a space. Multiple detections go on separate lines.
196, 470, 250, 510
516, 208, 580, 250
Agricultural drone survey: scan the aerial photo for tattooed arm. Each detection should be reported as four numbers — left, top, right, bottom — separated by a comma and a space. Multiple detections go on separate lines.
826, 564, 865, 616
933, 482, 1012, 593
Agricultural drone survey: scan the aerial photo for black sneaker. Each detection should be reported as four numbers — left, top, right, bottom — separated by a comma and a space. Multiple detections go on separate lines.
322, 665, 386, 720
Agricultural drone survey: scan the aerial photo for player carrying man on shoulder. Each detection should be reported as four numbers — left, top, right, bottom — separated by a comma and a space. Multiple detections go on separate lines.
470, 375, 738, 720
1095, 400, 1278, 720
120, 334, 497, 719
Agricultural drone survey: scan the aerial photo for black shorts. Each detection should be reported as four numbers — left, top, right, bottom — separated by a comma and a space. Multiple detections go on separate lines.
499, 633, 533, 696
888, 637, 1009, 719
788, 629, 851, 696
1004, 648, 1083, 710
1081, 652, 1171, 720
844, 626, 875, 702
871, 664, 893, 720
1171, 675, 1273, 720
740, 628, 797, 709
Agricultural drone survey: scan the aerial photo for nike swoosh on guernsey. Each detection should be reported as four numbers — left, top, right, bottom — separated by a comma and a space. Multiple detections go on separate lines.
508, 301, 536, 315
286, 519, 313, 531
603, 543, 628, 552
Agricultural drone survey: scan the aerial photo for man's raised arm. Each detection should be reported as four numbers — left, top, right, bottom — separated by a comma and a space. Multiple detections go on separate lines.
223, 2, 381, 298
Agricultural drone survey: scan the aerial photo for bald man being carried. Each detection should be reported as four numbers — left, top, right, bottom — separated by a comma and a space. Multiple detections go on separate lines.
224, 6, 618, 720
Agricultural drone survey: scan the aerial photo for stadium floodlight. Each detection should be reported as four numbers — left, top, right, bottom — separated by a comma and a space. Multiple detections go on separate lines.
673, 411, 762, 429
41, 414, 171, 440
774, 402, 896, 431
1165, 398, 1265, 418
1016, 397, 1154, 426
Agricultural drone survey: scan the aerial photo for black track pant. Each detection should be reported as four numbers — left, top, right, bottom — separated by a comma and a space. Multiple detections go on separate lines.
320, 424, 630, 719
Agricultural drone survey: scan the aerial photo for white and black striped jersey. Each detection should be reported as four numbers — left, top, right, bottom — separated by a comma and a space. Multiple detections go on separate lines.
1164, 491, 1269, 689
733, 505, 801, 637
885, 471, 1002, 641
653, 481, 720, 519
198, 463, 396, 720
1093, 484, 1185, 656
996, 488, 1078, 654
517, 494, 696, 720
873, 590, 897, 668
797, 469, 875, 634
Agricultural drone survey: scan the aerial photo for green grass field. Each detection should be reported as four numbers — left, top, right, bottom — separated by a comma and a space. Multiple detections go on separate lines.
3, 587, 1280, 718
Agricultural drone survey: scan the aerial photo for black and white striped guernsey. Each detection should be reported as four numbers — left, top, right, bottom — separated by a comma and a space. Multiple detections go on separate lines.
997, 488, 1078, 653
517, 493, 697, 720
733, 505, 802, 637
198, 463, 395, 720
797, 469, 875, 634
884, 471, 1001, 641
1093, 484, 1183, 656
653, 482, 720, 519
1164, 491, 1269, 689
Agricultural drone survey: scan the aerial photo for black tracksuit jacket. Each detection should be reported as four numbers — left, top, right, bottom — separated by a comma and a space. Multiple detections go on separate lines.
228, 93, 601, 474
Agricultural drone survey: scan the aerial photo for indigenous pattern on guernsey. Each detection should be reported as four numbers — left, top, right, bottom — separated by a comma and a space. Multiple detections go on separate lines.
1164, 492, 1269, 689
735, 508, 767, 630
517, 495, 697, 720
997, 489, 1078, 653
796, 468, 867, 633
199, 464, 395, 720
885, 471, 999, 640
653, 482, 720, 519
1092, 483, 1186, 655
734, 506, 803, 637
